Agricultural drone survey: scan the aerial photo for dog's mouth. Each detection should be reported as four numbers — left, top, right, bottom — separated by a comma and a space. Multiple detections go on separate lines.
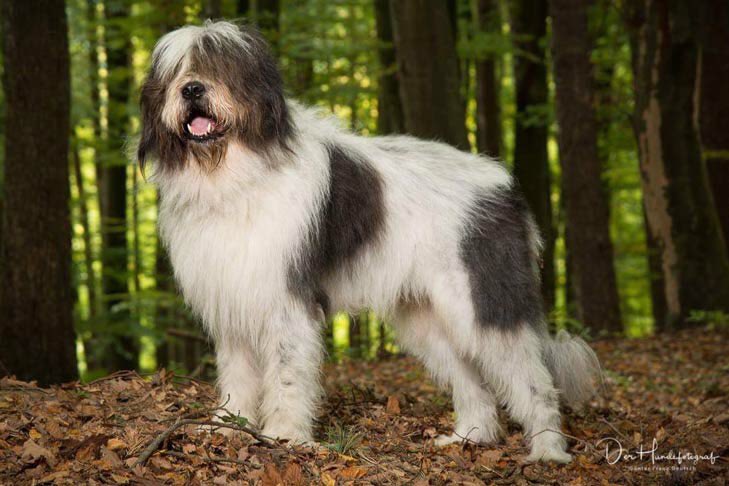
183, 111, 225, 142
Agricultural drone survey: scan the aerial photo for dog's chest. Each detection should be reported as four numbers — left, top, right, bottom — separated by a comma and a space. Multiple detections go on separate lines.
159, 189, 310, 330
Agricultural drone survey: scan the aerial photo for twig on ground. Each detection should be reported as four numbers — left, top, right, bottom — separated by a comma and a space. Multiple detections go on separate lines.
599, 418, 632, 443
133, 418, 281, 467
86, 370, 142, 386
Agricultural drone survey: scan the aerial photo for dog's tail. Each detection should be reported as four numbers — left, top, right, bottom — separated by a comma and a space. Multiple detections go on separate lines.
543, 330, 601, 408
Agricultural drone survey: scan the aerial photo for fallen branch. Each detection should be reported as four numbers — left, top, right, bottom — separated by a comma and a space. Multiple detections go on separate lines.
86, 370, 142, 386
133, 418, 280, 467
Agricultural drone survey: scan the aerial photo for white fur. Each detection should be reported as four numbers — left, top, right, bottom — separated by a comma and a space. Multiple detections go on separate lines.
150, 22, 595, 463
153, 21, 251, 81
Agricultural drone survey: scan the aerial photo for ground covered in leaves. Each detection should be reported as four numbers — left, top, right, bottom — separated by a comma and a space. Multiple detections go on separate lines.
2, 329, 728, 485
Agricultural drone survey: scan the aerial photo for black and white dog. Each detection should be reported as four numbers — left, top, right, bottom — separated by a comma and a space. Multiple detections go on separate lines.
138, 21, 599, 463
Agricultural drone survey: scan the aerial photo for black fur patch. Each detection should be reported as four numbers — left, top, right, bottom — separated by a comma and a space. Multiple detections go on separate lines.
289, 144, 386, 318
460, 186, 544, 331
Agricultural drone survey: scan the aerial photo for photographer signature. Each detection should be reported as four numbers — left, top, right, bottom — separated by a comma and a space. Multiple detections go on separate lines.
597, 437, 719, 466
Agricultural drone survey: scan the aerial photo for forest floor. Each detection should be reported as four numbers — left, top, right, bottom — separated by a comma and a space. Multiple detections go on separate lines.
1, 328, 728, 485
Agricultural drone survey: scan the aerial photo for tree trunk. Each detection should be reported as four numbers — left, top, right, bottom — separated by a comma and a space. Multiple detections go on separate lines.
237, 0, 249, 16
377, 319, 389, 359
550, 0, 623, 333
202, 0, 222, 19
0, 0, 77, 384
99, 0, 136, 370
349, 314, 362, 359
627, 0, 729, 328
390, 0, 469, 150
252, 0, 280, 53
512, 0, 554, 311
374, 0, 404, 135
153, 1, 188, 370
644, 209, 667, 327
474, 0, 501, 157
697, 0, 729, 252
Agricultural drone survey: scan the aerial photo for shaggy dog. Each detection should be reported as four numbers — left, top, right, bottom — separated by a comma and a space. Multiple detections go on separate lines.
138, 21, 599, 463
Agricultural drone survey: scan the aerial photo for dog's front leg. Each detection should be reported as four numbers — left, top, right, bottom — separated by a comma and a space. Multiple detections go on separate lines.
259, 308, 323, 444
215, 337, 262, 428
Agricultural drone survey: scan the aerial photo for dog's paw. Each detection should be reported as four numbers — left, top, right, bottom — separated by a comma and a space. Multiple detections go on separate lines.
261, 428, 313, 446
434, 433, 485, 447
526, 446, 573, 464
434, 433, 461, 447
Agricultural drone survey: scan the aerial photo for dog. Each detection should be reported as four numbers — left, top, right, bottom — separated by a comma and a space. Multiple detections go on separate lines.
138, 21, 599, 463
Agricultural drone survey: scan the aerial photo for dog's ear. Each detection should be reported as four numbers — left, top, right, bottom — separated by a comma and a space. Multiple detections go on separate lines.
136, 78, 160, 174
136, 75, 188, 173
232, 25, 295, 151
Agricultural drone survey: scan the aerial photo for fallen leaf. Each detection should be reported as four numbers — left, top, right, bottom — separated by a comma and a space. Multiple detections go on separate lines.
149, 455, 175, 470
386, 395, 400, 415
262, 463, 283, 486
111, 473, 130, 484
100, 446, 123, 468
106, 438, 127, 451
21, 439, 56, 466
282, 462, 305, 485
340, 466, 367, 479
321, 472, 336, 486
476, 449, 502, 467
38, 470, 68, 484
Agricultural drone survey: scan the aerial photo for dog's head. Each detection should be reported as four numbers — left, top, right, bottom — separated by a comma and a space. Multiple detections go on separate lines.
138, 21, 293, 172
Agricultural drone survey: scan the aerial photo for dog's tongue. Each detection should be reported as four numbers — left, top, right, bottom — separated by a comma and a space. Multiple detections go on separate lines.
189, 116, 215, 136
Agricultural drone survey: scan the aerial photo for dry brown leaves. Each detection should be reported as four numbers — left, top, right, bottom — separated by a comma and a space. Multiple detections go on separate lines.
1, 329, 728, 485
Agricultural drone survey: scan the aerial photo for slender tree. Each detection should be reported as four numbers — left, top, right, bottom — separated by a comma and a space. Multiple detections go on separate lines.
153, 0, 188, 370
512, 0, 554, 310
474, 0, 501, 157
0, 0, 77, 384
697, 0, 729, 251
202, 0, 223, 19
626, 0, 729, 328
390, 0, 469, 149
551, 0, 622, 333
99, 0, 136, 370
251, 0, 280, 53
374, 0, 404, 134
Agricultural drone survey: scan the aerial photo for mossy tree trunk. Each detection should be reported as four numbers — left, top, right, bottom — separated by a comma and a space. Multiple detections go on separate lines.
627, 0, 729, 328
551, 0, 623, 333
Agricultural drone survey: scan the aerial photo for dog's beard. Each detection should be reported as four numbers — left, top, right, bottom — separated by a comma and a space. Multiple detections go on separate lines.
177, 100, 230, 171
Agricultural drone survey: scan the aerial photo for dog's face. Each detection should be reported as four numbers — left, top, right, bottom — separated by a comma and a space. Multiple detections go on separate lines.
138, 22, 293, 172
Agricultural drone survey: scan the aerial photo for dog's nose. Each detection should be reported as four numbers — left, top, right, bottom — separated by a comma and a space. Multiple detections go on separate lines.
181, 81, 206, 100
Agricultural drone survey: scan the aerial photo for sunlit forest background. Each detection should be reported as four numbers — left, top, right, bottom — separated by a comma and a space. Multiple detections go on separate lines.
1, 0, 728, 385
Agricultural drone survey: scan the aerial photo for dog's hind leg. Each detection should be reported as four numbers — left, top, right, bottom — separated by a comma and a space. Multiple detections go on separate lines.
480, 327, 572, 463
393, 304, 502, 446
258, 306, 323, 444
427, 268, 571, 463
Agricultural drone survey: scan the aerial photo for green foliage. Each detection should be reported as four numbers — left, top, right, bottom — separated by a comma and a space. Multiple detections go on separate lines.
220, 412, 250, 428
325, 424, 363, 454
687, 310, 729, 328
